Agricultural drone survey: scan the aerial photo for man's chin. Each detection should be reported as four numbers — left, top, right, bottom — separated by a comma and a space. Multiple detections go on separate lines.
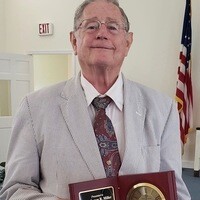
91, 54, 113, 65
91, 59, 112, 67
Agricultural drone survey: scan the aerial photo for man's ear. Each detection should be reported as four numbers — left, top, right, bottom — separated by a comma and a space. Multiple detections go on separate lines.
70, 31, 77, 55
125, 32, 133, 57
126, 32, 133, 48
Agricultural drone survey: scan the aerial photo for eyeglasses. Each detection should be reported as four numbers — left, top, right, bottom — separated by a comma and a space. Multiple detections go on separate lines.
77, 19, 127, 34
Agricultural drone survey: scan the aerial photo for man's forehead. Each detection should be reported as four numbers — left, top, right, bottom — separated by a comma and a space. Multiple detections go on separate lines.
81, 2, 122, 21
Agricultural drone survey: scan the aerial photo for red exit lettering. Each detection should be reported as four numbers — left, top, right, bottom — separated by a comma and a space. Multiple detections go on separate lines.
39, 23, 51, 35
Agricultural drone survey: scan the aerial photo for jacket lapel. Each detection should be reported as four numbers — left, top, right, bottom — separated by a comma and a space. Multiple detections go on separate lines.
58, 74, 146, 177
119, 77, 146, 175
59, 75, 105, 179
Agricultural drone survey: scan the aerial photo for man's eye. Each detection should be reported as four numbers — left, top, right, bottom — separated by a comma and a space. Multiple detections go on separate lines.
107, 23, 119, 31
107, 25, 117, 30
87, 26, 96, 30
86, 23, 98, 30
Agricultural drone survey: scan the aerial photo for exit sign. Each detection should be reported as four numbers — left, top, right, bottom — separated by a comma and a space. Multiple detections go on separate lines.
39, 23, 53, 36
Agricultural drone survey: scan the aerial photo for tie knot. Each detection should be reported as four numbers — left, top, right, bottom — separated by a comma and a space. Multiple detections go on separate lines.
92, 96, 112, 110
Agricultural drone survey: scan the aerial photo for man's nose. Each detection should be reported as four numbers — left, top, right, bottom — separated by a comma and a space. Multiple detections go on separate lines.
96, 24, 109, 40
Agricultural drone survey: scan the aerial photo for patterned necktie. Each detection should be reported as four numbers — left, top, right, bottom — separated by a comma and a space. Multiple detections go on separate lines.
92, 96, 121, 177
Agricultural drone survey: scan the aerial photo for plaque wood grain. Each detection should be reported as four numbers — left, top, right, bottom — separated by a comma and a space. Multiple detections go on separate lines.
69, 171, 177, 200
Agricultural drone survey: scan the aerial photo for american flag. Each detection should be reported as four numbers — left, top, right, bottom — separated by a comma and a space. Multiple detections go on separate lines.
176, 0, 193, 144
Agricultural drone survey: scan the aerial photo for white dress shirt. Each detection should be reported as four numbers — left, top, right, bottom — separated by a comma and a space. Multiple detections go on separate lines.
81, 73, 125, 159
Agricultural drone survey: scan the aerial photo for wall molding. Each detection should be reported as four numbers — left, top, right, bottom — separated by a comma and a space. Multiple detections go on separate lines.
182, 160, 194, 169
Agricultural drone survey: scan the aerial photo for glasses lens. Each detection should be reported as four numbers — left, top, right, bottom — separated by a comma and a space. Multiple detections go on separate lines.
83, 20, 99, 32
106, 22, 120, 33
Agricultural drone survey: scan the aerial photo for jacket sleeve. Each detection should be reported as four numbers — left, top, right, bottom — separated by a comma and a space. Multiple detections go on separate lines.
0, 97, 62, 200
160, 100, 191, 200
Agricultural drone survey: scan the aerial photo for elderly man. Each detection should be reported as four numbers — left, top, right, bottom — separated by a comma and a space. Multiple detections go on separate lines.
0, 0, 190, 199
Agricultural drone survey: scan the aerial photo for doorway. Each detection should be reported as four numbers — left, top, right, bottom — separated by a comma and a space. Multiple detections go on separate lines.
31, 51, 77, 91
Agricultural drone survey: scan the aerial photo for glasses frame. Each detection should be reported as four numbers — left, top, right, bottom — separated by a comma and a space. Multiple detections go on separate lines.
77, 18, 127, 34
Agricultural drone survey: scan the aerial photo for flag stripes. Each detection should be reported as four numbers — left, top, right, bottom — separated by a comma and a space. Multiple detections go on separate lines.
175, 0, 193, 144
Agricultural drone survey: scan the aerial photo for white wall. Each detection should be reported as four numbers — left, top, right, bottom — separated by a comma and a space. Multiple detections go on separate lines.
0, 0, 5, 52
2, 0, 200, 167
187, 0, 200, 167
4, 0, 78, 54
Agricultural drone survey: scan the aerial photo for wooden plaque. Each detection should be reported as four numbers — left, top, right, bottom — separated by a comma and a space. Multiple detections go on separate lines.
69, 171, 177, 200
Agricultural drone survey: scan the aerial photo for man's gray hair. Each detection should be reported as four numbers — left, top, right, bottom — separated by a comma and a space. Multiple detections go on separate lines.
73, 0, 130, 32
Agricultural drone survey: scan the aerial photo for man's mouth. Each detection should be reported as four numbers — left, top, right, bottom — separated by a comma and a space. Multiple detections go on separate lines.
91, 46, 115, 50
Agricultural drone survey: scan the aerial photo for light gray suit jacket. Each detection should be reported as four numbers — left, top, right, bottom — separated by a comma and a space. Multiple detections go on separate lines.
0, 74, 190, 200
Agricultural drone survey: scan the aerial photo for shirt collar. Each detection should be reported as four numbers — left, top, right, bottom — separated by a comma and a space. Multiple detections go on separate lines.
81, 73, 124, 111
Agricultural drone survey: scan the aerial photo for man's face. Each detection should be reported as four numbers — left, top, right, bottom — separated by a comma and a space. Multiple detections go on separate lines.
70, 1, 133, 73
